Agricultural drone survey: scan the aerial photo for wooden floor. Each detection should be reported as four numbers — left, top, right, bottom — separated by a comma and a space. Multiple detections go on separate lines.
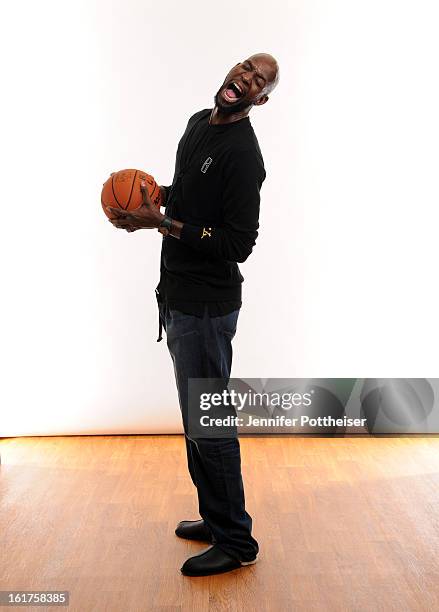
1, 435, 439, 611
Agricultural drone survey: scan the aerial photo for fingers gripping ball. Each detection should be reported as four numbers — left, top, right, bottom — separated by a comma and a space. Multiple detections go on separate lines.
101, 169, 163, 220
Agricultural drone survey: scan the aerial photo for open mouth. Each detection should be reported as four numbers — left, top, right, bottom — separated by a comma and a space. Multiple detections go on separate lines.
222, 81, 245, 103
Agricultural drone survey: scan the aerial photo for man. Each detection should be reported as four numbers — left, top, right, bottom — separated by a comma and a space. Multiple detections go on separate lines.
107, 53, 279, 576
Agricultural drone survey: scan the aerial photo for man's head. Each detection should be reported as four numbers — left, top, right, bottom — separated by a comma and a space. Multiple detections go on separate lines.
214, 53, 280, 115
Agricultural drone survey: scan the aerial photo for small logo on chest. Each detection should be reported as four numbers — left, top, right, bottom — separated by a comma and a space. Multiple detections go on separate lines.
201, 157, 213, 173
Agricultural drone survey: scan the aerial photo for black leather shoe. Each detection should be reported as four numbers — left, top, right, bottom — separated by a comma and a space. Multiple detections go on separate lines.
181, 544, 258, 577
175, 519, 213, 543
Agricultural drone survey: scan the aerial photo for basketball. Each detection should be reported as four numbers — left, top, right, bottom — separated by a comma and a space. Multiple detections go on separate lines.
101, 169, 163, 219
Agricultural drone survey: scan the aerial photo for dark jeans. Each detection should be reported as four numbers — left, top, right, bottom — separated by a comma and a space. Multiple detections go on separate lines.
159, 302, 259, 562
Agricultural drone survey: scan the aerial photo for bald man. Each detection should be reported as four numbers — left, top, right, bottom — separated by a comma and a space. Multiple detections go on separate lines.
107, 53, 280, 576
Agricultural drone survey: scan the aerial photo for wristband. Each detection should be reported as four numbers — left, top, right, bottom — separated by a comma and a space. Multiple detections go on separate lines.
159, 216, 173, 231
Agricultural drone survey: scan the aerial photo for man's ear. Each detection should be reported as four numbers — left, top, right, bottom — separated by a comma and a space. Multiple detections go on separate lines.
254, 95, 269, 107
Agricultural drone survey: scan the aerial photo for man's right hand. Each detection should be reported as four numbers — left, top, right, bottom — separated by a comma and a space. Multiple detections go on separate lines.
111, 183, 168, 233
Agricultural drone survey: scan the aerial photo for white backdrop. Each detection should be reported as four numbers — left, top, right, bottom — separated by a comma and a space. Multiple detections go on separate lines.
1, 0, 438, 435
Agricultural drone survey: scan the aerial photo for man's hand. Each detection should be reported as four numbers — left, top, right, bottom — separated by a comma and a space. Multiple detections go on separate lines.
106, 181, 165, 231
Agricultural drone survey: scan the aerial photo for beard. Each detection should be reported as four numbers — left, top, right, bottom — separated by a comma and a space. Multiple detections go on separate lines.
214, 86, 252, 115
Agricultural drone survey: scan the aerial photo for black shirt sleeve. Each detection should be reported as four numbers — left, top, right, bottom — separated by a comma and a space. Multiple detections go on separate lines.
178, 149, 266, 263
161, 185, 172, 206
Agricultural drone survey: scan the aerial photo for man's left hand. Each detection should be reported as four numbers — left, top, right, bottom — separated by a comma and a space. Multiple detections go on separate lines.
106, 181, 165, 230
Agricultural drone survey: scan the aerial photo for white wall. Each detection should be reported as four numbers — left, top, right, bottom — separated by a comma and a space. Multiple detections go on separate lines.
1, 0, 438, 436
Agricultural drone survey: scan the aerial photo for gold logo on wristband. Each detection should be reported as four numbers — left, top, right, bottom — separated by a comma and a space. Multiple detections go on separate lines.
201, 227, 212, 239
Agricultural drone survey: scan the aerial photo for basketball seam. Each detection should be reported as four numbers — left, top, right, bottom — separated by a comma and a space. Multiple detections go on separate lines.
111, 174, 122, 208
126, 170, 138, 209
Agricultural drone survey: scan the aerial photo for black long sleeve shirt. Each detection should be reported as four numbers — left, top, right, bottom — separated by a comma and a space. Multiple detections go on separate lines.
156, 108, 266, 316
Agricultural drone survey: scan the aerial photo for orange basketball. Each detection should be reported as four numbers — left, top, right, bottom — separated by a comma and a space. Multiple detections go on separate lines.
101, 169, 163, 219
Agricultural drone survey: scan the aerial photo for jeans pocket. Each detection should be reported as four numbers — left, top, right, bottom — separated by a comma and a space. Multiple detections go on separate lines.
166, 309, 200, 340
220, 328, 236, 341
218, 309, 240, 339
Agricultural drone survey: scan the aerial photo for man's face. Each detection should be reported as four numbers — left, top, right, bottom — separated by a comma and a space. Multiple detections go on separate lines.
214, 56, 276, 114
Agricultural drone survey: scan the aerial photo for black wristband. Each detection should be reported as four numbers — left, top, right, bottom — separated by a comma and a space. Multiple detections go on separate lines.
159, 216, 173, 231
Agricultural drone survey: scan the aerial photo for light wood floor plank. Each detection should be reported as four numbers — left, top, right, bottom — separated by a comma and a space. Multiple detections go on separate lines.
1, 435, 439, 611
